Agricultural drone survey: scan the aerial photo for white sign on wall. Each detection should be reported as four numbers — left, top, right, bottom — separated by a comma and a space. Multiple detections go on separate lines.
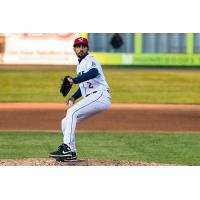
3, 33, 80, 64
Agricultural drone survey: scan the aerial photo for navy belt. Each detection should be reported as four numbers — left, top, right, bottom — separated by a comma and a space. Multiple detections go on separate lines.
86, 91, 97, 97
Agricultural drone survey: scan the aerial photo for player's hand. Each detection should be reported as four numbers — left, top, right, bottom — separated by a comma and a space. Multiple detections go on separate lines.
66, 97, 75, 107
67, 76, 74, 85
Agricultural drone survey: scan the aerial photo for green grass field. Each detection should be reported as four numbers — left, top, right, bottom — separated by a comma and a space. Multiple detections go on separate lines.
1, 69, 200, 104
1, 131, 200, 165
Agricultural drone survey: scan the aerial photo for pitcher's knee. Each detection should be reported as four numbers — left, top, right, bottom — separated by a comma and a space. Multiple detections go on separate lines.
66, 107, 78, 119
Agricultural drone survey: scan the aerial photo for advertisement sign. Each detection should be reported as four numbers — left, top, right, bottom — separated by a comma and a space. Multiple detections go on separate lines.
92, 52, 200, 66
3, 33, 80, 64
133, 54, 200, 66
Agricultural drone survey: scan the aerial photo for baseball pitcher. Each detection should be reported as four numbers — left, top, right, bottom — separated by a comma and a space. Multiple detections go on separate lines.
49, 37, 111, 161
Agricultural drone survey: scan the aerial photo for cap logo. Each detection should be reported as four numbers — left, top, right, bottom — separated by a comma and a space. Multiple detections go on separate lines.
78, 38, 84, 42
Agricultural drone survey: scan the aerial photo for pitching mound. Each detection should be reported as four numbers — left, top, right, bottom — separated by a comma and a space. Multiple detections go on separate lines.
0, 158, 175, 166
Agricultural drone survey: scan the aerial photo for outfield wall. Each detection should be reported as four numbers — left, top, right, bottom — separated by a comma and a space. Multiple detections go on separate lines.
1, 33, 200, 67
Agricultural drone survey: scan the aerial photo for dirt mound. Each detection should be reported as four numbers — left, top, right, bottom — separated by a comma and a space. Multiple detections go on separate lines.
0, 158, 175, 166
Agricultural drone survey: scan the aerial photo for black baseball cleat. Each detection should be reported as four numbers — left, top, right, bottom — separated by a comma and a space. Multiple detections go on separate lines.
56, 152, 77, 162
64, 152, 77, 161
49, 144, 74, 158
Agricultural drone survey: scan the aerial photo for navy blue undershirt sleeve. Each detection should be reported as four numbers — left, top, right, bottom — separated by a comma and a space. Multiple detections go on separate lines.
72, 87, 82, 100
73, 68, 99, 84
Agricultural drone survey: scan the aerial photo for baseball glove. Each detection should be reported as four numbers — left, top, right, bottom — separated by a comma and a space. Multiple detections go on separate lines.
60, 76, 73, 97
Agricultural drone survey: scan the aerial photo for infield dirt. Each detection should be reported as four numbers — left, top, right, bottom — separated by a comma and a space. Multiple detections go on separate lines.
0, 103, 200, 132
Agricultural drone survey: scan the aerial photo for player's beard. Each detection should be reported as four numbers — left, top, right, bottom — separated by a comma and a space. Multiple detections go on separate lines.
78, 51, 86, 59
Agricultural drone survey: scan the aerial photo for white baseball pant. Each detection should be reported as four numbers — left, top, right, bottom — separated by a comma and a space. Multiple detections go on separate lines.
61, 90, 111, 152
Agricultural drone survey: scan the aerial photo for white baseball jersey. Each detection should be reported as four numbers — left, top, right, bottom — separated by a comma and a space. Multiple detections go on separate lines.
76, 54, 110, 97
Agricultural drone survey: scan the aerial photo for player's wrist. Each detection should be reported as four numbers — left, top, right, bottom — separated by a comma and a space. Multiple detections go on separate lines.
72, 77, 78, 84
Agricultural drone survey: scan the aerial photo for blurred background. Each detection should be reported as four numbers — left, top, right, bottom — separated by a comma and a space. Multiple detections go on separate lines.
0, 33, 200, 67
